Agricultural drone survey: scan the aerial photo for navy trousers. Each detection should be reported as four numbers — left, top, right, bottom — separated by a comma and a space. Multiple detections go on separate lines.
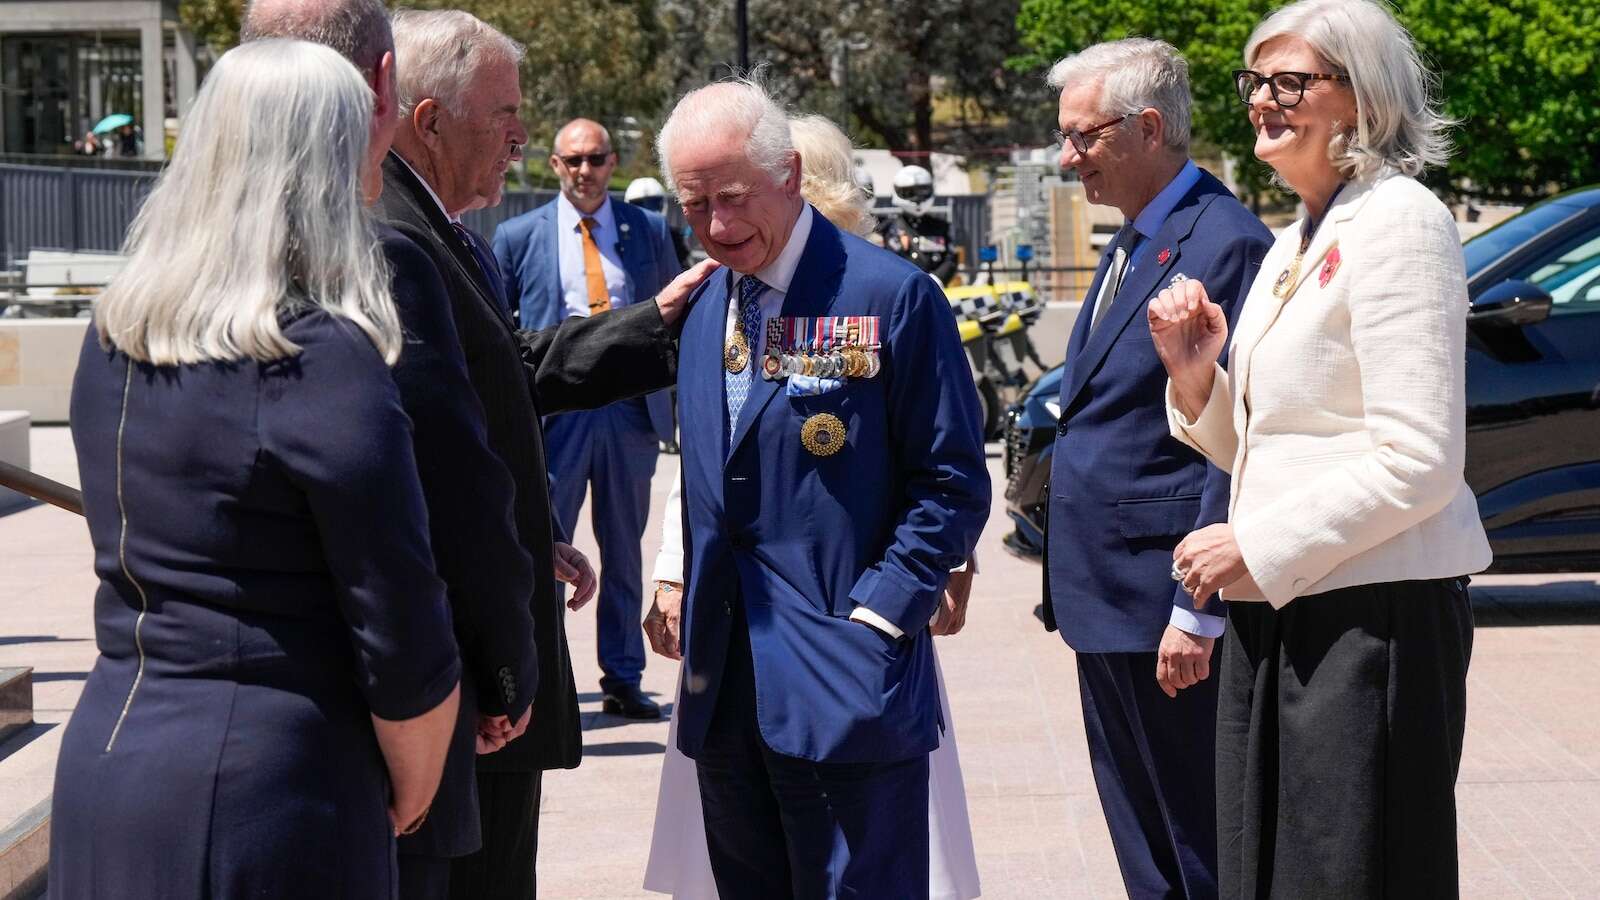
1077, 650, 1220, 900
545, 398, 658, 692
695, 600, 930, 899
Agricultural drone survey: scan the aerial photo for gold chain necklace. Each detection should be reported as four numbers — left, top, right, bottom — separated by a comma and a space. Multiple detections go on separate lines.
1272, 182, 1347, 300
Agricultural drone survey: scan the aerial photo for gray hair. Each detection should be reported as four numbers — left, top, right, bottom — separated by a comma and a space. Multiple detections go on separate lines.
789, 114, 875, 236
95, 40, 401, 365
656, 79, 795, 192
1245, 0, 1453, 179
240, 0, 393, 74
390, 9, 526, 117
1047, 38, 1192, 152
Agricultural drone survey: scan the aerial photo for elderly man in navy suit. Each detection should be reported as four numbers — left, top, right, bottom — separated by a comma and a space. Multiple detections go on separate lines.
655, 79, 989, 898
493, 118, 682, 719
1040, 39, 1272, 899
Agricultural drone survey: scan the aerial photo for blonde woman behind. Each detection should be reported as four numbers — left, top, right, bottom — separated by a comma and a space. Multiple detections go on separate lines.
641, 112, 979, 900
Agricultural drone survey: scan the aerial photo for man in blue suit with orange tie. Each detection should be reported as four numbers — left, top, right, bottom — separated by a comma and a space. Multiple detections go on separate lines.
1040, 40, 1272, 899
655, 80, 990, 898
493, 118, 682, 719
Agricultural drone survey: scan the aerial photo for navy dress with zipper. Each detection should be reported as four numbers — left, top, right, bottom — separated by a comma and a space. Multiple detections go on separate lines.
49, 312, 461, 899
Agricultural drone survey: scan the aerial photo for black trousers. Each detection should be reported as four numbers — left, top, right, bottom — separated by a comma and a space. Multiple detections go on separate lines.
447, 770, 544, 900
1217, 578, 1473, 899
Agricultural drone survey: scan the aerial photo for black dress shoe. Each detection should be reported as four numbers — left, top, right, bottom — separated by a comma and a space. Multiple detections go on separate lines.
601, 684, 662, 719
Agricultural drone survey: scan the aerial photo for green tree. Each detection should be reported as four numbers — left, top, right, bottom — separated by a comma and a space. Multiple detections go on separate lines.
404, 0, 673, 159
1013, 0, 1600, 201
179, 0, 245, 52
662, 0, 1050, 162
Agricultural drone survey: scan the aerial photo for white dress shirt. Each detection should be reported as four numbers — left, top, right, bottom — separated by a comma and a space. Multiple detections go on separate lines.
557, 194, 630, 317
394, 152, 458, 223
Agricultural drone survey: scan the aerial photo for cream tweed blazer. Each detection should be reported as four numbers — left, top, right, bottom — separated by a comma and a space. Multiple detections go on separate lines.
1168, 170, 1492, 607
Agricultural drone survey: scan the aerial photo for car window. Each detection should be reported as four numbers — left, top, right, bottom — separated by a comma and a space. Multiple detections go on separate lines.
1512, 223, 1600, 316
1464, 201, 1583, 276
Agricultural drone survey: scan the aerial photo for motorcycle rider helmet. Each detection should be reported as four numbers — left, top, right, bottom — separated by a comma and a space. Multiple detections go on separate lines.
624, 176, 666, 213
852, 166, 875, 200
892, 164, 935, 215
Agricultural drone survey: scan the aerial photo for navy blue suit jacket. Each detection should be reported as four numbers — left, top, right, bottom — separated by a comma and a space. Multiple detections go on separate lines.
492, 198, 681, 443
1042, 170, 1271, 653
378, 225, 540, 858
674, 210, 990, 764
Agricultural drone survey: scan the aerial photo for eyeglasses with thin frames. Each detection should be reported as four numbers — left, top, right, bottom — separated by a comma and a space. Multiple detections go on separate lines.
557, 152, 613, 169
1052, 113, 1133, 155
1232, 69, 1351, 108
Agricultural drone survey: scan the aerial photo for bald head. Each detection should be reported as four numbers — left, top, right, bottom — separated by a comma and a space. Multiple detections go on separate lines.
550, 118, 616, 214
241, 0, 392, 75
554, 118, 611, 156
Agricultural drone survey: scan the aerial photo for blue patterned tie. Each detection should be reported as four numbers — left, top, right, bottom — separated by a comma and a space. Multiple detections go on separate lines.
725, 275, 766, 437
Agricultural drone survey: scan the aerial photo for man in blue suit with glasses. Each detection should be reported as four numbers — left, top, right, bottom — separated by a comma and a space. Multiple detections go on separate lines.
654, 79, 989, 899
493, 118, 682, 719
1041, 39, 1273, 900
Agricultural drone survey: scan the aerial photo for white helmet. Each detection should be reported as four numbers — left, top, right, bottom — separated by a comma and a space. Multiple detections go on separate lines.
852, 166, 875, 199
625, 176, 666, 204
892, 165, 934, 204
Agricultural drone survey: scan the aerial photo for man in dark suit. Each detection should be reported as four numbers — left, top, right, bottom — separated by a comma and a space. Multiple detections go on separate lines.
491, 118, 683, 719
239, 2, 541, 897
1040, 40, 1272, 899
659, 80, 990, 898
379, 10, 717, 899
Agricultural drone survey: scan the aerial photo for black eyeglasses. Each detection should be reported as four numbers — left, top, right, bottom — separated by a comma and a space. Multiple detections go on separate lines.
557, 152, 612, 169
1232, 69, 1351, 107
1052, 113, 1133, 154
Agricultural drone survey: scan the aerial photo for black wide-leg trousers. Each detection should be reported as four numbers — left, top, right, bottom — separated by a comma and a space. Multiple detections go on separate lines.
1217, 577, 1473, 900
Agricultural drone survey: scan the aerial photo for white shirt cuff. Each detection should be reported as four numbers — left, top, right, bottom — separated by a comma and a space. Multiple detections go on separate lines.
650, 549, 684, 585
1170, 605, 1226, 639
849, 606, 905, 640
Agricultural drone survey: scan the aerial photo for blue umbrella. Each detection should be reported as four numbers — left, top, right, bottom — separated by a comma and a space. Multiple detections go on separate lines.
91, 114, 133, 134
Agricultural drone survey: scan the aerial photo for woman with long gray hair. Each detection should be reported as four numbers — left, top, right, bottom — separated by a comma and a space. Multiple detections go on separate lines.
50, 39, 461, 898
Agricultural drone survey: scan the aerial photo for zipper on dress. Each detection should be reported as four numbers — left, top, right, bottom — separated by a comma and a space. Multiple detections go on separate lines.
104, 361, 150, 753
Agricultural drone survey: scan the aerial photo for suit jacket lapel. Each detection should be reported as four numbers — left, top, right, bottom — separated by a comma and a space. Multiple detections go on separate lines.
728, 209, 847, 459
1060, 185, 1213, 411
384, 152, 515, 331
1063, 243, 1117, 370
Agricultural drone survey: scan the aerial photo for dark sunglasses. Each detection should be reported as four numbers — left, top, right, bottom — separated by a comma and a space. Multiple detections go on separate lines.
557, 152, 612, 169
1232, 69, 1351, 108
1052, 113, 1132, 155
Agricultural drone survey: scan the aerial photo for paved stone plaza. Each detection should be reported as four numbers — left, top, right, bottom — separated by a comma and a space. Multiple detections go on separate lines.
3, 426, 1598, 898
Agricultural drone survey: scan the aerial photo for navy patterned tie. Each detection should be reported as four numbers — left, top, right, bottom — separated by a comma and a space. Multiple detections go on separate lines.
726, 275, 766, 437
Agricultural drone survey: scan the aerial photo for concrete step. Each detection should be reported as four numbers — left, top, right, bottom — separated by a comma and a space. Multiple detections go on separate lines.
0, 667, 49, 900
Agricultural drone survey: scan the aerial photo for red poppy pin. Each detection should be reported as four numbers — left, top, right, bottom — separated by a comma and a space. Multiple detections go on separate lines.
1318, 247, 1342, 287
1157, 248, 1171, 265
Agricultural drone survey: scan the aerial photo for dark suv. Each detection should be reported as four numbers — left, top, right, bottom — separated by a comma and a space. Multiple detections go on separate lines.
1002, 185, 1600, 572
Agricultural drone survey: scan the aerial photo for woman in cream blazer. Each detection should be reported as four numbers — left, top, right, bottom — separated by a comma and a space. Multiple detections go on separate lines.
1148, 0, 1490, 896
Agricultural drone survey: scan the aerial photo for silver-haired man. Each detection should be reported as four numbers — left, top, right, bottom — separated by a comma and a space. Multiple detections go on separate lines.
1037, 38, 1272, 899
657, 79, 989, 899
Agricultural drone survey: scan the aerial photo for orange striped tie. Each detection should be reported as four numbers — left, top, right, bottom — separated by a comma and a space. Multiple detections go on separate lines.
578, 216, 610, 314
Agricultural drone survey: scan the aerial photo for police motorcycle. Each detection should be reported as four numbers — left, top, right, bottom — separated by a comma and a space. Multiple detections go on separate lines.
872, 166, 1045, 439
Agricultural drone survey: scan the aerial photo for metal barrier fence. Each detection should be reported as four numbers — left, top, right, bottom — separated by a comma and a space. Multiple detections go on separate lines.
1, 162, 995, 280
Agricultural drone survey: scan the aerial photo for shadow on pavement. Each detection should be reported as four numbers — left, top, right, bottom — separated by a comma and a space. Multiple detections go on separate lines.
30, 672, 88, 682
0, 722, 57, 764
583, 741, 666, 757
0, 635, 87, 647
1031, 583, 1600, 628
1471, 579, 1600, 627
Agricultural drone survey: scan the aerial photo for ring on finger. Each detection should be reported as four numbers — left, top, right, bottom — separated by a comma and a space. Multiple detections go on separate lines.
1170, 562, 1186, 582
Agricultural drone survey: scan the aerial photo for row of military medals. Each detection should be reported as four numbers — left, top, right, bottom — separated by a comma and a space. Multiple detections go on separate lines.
760, 316, 882, 381
722, 315, 883, 457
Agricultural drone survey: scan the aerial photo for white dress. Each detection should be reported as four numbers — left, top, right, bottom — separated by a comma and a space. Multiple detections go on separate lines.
642, 464, 981, 899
